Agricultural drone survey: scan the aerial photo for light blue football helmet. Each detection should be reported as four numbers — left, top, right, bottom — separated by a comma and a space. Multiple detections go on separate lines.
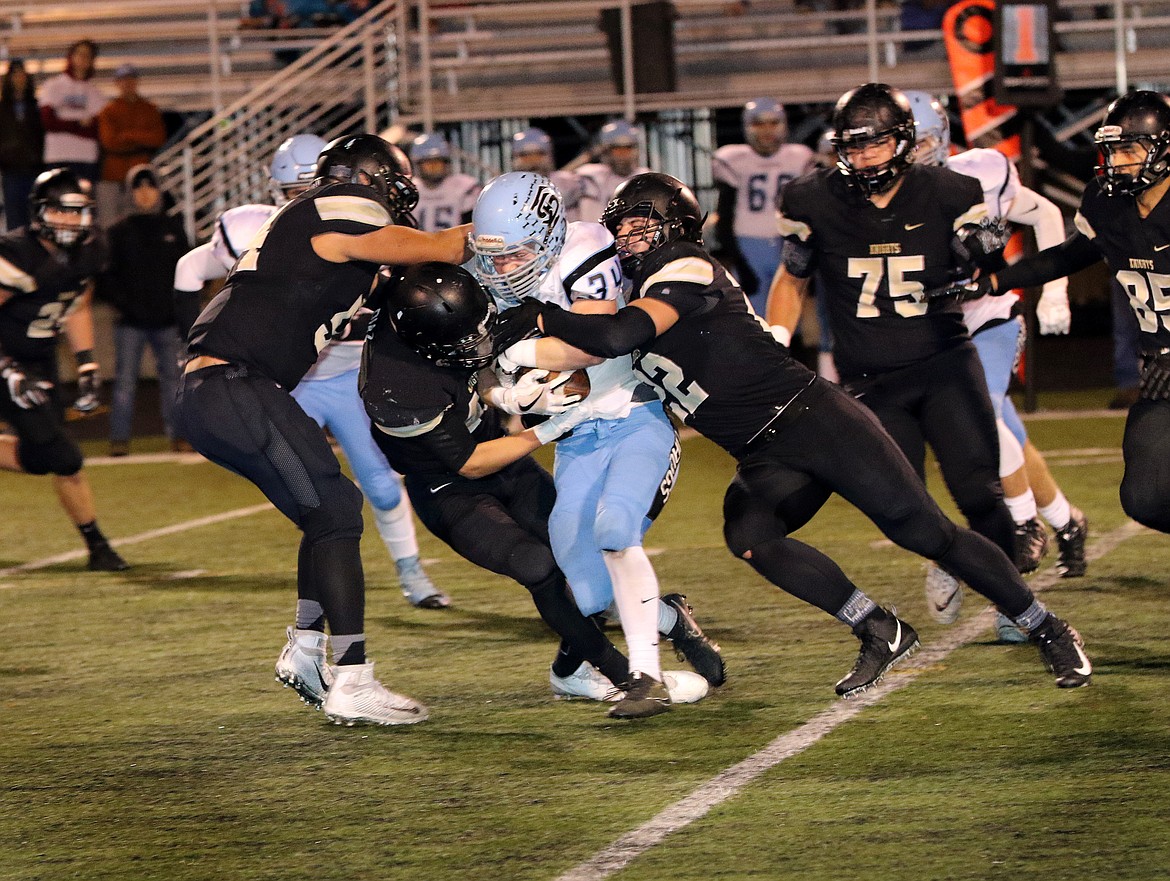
410, 132, 452, 184
511, 127, 554, 173
268, 133, 327, 204
904, 91, 951, 166
599, 119, 640, 149
470, 171, 566, 307
743, 97, 788, 153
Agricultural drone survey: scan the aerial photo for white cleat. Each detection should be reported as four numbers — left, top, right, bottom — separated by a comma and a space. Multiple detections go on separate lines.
275, 626, 333, 709
550, 662, 710, 704
924, 563, 963, 624
322, 662, 428, 726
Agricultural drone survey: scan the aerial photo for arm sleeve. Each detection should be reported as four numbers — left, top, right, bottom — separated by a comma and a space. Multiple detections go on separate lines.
995, 231, 1102, 291
540, 304, 658, 359
174, 242, 230, 292
713, 182, 743, 262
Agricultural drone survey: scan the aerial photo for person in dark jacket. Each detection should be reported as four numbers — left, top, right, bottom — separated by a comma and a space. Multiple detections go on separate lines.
0, 60, 45, 230
98, 164, 188, 454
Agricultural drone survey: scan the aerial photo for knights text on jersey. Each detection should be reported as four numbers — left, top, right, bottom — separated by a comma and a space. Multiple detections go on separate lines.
1076, 178, 1170, 349
629, 240, 814, 455
413, 173, 481, 232
188, 182, 389, 389
779, 164, 983, 380
711, 142, 815, 240
361, 308, 502, 479
0, 230, 97, 363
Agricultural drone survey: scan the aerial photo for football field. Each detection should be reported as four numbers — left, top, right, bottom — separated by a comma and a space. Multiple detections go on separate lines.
2, 394, 1168, 881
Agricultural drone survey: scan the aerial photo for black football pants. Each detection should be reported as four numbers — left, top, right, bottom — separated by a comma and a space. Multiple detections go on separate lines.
1121, 397, 1170, 532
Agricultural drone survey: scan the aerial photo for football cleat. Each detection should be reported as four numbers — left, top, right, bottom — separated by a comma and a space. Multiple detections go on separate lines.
924, 563, 962, 624
994, 612, 1030, 645
1029, 613, 1092, 688
608, 671, 672, 719
550, 662, 709, 705
662, 593, 726, 686
1054, 508, 1088, 578
87, 542, 129, 572
1013, 517, 1049, 574
835, 608, 919, 698
322, 662, 429, 726
275, 626, 333, 708
396, 556, 450, 609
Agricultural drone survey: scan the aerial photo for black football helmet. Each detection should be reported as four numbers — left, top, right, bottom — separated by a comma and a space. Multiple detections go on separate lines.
831, 83, 917, 197
1094, 90, 1170, 196
315, 133, 419, 223
600, 172, 705, 275
387, 263, 496, 369
29, 167, 94, 249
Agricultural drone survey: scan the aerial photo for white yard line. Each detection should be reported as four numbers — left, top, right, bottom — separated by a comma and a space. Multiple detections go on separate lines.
555, 519, 1147, 881
0, 503, 273, 582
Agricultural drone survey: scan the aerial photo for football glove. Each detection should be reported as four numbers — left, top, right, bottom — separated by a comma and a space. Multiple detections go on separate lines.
1, 359, 52, 409
75, 361, 101, 412
928, 275, 997, 303
531, 397, 593, 444
1036, 289, 1071, 335
1139, 349, 1170, 401
951, 218, 1011, 275
483, 369, 583, 416
492, 300, 551, 355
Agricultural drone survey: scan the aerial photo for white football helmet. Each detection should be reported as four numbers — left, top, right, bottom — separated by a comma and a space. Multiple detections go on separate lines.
471, 171, 566, 307
743, 97, 788, 155
269, 133, 327, 204
903, 91, 951, 166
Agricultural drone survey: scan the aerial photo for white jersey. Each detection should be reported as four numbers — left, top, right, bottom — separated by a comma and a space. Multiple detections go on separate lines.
712, 142, 816, 240
577, 163, 651, 223
947, 148, 1068, 334
412, 172, 481, 232
39, 73, 107, 164
490, 221, 654, 420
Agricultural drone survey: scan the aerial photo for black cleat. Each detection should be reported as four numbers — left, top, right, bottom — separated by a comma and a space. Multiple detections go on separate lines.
835, 608, 919, 698
1054, 508, 1088, 578
1030, 613, 1092, 688
607, 671, 671, 719
1013, 517, 1049, 574
88, 542, 129, 572
662, 593, 726, 687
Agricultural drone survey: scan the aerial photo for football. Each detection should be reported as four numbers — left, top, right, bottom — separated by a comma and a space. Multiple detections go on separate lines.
517, 366, 591, 401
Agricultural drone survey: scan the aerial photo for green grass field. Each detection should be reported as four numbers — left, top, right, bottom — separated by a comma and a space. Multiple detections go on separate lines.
2, 394, 1168, 881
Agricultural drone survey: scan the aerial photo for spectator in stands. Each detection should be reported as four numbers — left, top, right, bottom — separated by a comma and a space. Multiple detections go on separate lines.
0, 59, 44, 231
328, 0, 375, 24
39, 40, 106, 185
98, 165, 189, 456
97, 64, 167, 229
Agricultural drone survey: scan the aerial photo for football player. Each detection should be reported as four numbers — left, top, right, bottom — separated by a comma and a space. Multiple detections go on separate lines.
173, 134, 469, 726
712, 98, 816, 315
510, 127, 585, 222
956, 90, 1170, 535
0, 168, 128, 572
408, 132, 481, 232
173, 134, 448, 612
577, 120, 650, 224
362, 262, 707, 714
767, 83, 1026, 625
905, 92, 1089, 640
494, 171, 1093, 691
470, 172, 723, 718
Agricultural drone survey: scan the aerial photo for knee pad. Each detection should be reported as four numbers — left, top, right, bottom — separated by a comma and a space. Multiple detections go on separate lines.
1120, 479, 1170, 532
18, 435, 82, 476
724, 503, 788, 560
300, 477, 364, 543
997, 419, 1025, 477
508, 539, 559, 590
950, 475, 1003, 524
361, 471, 403, 512
594, 497, 645, 553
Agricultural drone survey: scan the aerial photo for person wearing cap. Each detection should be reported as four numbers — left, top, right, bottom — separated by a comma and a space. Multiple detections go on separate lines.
97, 64, 166, 227
38, 40, 107, 185
97, 164, 188, 455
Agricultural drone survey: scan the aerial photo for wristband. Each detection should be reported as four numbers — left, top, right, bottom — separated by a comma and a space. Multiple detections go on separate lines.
75, 349, 96, 368
503, 338, 540, 368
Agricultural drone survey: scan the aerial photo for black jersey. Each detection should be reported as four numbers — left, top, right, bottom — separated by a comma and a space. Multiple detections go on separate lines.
779, 164, 985, 381
628, 240, 814, 456
360, 308, 503, 480
1076, 178, 1170, 350
189, 182, 391, 388
0, 229, 101, 364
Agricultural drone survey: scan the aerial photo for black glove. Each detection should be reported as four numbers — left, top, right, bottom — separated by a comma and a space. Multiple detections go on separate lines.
1139, 349, 1170, 400
734, 259, 760, 297
951, 218, 1010, 275
75, 362, 101, 412
1, 359, 52, 409
492, 299, 550, 355
928, 275, 997, 303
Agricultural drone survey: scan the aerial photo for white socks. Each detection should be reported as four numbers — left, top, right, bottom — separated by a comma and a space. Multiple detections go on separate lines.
373, 496, 419, 562
602, 546, 663, 681
1038, 492, 1072, 531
